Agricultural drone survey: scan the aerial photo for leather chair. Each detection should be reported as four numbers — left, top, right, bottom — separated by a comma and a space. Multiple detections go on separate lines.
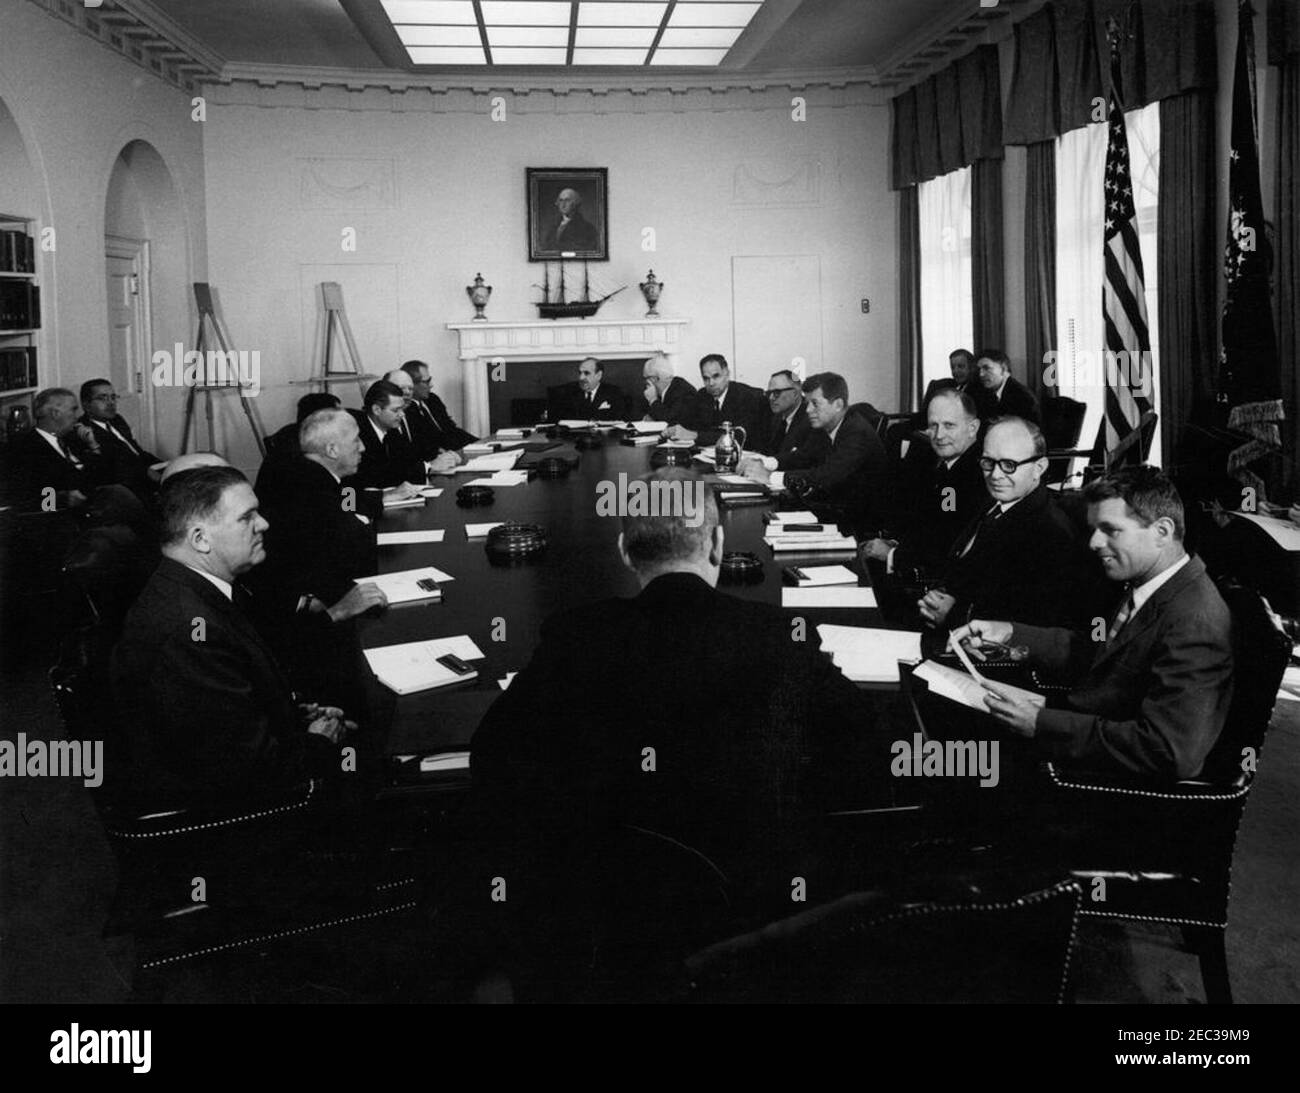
61, 522, 159, 630
680, 871, 1082, 1003
1042, 396, 1088, 485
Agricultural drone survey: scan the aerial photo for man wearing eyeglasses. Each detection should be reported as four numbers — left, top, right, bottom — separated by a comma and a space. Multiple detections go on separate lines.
80, 378, 160, 496
753, 370, 811, 459
917, 416, 1087, 630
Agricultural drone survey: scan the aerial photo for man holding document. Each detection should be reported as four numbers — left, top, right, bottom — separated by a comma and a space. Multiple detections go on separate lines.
951, 468, 1233, 781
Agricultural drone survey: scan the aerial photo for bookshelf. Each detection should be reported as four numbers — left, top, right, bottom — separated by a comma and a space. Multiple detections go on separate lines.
0, 212, 41, 439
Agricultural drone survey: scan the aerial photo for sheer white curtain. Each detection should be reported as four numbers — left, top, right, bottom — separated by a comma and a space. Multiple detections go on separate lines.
1055, 102, 1161, 465
918, 167, 974, 394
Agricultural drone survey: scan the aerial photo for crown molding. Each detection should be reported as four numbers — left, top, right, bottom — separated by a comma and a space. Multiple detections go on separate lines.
875, 0, 1033, 94
27, 0, 224, 94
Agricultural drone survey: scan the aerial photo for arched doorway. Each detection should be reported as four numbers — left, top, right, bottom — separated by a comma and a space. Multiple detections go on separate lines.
0, 95, 43, 432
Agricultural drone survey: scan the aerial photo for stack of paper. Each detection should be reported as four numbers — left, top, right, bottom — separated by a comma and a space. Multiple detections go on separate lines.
764, 527, 856, 552
363, 635, 485, 695
817, 625, 922, 683
457, 450, 523, 473
463, 440, 526, 455
625, 434, 660, 446
558, 419, 601, 429
419, 752, 471, 773
466, 470, 529, 487
787, 564, 858, 586
465, 522, 505, 538
418, 486, 443, 498
628, 421, 668, 434
782, 586, 876, 609
358, 565, 454, 605
769, 471, 786, 491
377, 530, 445, 546
1231, 511, 1300, 552
497, 428, 528, 439
383, 493, 425, 509
766, 510, 819, 526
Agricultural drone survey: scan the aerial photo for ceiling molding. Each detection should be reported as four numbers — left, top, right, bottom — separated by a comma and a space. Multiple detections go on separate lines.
875, 0, 1033, 94
718, 0, 805, 71
210, 59, 884, 98
27, 0, 225, 94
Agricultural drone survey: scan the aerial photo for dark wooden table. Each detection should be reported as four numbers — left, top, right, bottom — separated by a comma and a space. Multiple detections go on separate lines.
357, 437, 904, 767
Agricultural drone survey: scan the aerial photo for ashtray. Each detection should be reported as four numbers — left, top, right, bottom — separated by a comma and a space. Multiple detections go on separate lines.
485, 522, 547, 564
719, 551, 764, 585
534, 455, 572, 479
456, 485, 495, 507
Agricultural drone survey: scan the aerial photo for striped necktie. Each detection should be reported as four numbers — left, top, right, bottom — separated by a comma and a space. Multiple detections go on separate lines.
1108, 586, 1136, 644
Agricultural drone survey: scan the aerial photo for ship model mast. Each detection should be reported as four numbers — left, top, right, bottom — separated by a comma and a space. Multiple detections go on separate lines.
536, 258, 625, 319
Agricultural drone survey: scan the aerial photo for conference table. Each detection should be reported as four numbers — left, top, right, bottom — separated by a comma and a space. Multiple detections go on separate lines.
354, 432, 913, 789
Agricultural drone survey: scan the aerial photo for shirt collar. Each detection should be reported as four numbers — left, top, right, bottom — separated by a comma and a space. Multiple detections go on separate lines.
35, 427, 64, 452
826, 417, 843, 444
368, 416, 387, 443
182, 563, 233, 601
1129, 553, 1190, 617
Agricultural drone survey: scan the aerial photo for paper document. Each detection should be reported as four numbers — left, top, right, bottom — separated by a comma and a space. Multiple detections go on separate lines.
558, 419, 602, 429
359, 565, 454, 605
782, 586, 876, 609
769, 472, 786, 491
497, 428, 528, 439
363, 635, 485, 695
466, 470, 529, 487
816, 625, 923, 683
498, 672, 517, 691
383, 494, 425, 509
718, 474, 756, 485
766, 534, 856, 553
465, 522, 505, 538
377, 530, 445, 546
788, 564, 858, 586
464, 441, 525, 454
913, 660, 1045, 714
1231, 511, 1300, 552
630, 421, 668, 434
418, 487, 443, 498
694, 450, 717, 464
419, 752, 471, 773
767, 511, 819, 525
458, 450, 523, 473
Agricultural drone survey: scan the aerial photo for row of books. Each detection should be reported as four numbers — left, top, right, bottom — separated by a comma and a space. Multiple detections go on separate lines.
0, 347, 37, 392
0, 280, 40, 330
0, 230, 36, 274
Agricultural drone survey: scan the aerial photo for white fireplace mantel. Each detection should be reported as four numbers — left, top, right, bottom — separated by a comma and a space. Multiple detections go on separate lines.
446, 317, 689, 436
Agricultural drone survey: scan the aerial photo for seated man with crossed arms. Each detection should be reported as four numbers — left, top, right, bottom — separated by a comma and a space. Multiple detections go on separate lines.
952, 467, 1233, 780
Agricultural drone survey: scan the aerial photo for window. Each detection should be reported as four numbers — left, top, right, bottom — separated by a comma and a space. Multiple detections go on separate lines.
1054, 101, 1161, 466
917, 166, 973, 393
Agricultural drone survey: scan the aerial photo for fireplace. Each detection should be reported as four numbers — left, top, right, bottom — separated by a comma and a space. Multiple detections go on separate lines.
446, 317, 689, 435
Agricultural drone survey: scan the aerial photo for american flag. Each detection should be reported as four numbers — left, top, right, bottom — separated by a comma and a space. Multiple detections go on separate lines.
1100, 24, 1153, 456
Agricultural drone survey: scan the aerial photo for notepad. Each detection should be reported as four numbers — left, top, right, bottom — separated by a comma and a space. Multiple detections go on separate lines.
766, 533, 857, 553
629, 421, 668, 434
465, 522, 505, 538
466, 470, 529, 487
359, 566, 454, 605
377, 530, 445, 546
363, 635, 485, 695
816, 625, 923, 683
787, 564, 858, 587
418, 487, 444, 498
782, 586, 876, 609
766, 510, 820, 526
913, 660, 1045, 714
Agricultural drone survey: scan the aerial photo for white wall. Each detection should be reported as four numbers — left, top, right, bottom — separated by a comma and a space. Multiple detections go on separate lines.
0, 0, 207, 454
202, 82, 895, 470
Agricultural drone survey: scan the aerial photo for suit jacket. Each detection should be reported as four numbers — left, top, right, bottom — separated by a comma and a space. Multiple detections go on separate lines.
4, 428, 104, 509
87, 416, 158, 495
634, 375, 696, 425
973, 375, 1040, 424
548, 381, 625, 422
940, 484, 1088, 628
1010, 556, 1232, 779
681, 381, 768, 446
544, 212, 599, 253
344, 409, 425, 491
468, 572, 877, 902
111, 556, 336, 808
418, 392, 476, 451
890, 444, 987, 574
755, 401, 813, 460
780, 411, 888, 528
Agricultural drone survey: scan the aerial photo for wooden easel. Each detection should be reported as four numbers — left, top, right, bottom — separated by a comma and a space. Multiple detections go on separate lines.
293, 281, 375, 398
181, 283, 266, 457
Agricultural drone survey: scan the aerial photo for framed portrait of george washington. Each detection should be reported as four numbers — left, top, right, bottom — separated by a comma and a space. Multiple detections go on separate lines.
527, 167, 608, 261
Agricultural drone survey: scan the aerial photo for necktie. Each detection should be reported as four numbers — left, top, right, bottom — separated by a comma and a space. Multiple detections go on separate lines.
586, 390, 593, 406
771, 418, 788, 451
59, 438, 83, 470
109, 421, 140, 456
958, 505, 1001, 558
1108, 586, 1136, 644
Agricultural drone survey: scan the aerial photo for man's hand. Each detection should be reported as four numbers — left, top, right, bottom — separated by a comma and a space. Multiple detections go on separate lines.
305, 714, 348, 745
70, 423, 101, 454
982, 684, 1040, 736
326, 582, 388, 623
386, 481, 421, 501
428, 452, 459, 475
918, 589, 956, 625
859, 537, 896, 563
664, 425, 698, 443
949, 619, 1014, 661
643, 380, 658, 406
737, 455, 771, 483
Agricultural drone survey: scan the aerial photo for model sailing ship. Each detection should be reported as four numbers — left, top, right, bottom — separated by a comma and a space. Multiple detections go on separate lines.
535, 259, 625, 319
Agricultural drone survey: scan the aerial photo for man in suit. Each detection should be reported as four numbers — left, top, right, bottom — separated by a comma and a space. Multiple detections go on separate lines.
462, 468, 882, 996
635, 352, 695, 424
344, 380, 425, 497
753, 369, 812, 459
862, 388, 986, 576
667, 354, 767, 447
401, 359, 476, 452
5, 387, 107, 511
250, 408, 387, 706
548, 357, 624, 421
971, 348, 1040, 424
111, 465, 354, 808
918, 416, 1088, 631
921, 348, 974, 405
263, 392, 340, 463
79, 379, 160, 497
383, 369, 460, 472
954, 468, 1232, 780
543, 187, 600, 254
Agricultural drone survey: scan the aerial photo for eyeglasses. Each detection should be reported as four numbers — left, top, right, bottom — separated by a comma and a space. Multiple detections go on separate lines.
766, 388, 797, 398
90, 393, 117, 402
979, 455, 1039, 475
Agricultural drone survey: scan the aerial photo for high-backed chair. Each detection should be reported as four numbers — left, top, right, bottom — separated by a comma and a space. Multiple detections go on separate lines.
1042, 396, 1088, 485
680, 871, 1082, 1003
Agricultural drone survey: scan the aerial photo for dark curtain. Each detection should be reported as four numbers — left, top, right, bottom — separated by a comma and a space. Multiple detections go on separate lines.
1024, 142, 1057, 400
1004, 5, 1060, 146
1273, 1, 1300, 490
898, 187, 923, 410
1157, 90, 1218, 465
971, 158, 1005, 351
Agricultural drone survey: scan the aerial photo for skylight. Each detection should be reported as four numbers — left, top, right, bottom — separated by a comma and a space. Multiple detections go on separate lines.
380, 0, 763, 66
